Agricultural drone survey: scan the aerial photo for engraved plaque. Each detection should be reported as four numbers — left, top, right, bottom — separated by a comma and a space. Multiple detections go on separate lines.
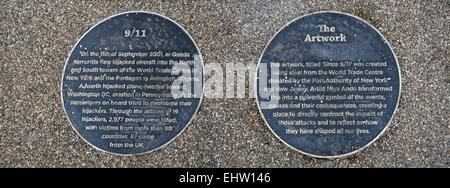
256, 11, 401, 158
61, 11, 203, 155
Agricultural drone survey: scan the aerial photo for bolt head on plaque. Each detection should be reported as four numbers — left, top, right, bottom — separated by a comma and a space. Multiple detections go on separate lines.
256, 11, 401, 158
61, 11, 203, 155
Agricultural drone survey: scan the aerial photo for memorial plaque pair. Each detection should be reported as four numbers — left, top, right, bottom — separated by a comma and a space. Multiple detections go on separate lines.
61, 11, 401, 158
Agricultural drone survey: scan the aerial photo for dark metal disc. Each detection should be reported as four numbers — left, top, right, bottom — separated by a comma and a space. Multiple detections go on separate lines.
256, 11, 401, 158
61, 11, 203, 155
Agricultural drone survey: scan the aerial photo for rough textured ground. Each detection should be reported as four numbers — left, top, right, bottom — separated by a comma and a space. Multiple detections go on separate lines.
0, 0, 448, 167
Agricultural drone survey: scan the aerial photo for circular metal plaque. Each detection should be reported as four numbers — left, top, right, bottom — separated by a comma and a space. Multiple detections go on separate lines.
256, 11, 401, 158
61, 11, 203, 155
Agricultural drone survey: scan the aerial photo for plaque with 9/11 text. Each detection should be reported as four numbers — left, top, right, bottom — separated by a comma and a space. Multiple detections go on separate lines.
61, 11, 203, 155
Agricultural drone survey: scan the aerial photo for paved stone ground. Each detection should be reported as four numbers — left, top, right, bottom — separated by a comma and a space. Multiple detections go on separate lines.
0, 0, 448, 167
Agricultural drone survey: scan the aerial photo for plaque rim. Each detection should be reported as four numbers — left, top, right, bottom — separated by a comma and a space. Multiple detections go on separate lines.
254, 10, 402, 159
60, 10, 205, 156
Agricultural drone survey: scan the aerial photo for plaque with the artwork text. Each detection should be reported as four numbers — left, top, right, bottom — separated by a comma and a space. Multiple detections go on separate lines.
256, 11, 401, 158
